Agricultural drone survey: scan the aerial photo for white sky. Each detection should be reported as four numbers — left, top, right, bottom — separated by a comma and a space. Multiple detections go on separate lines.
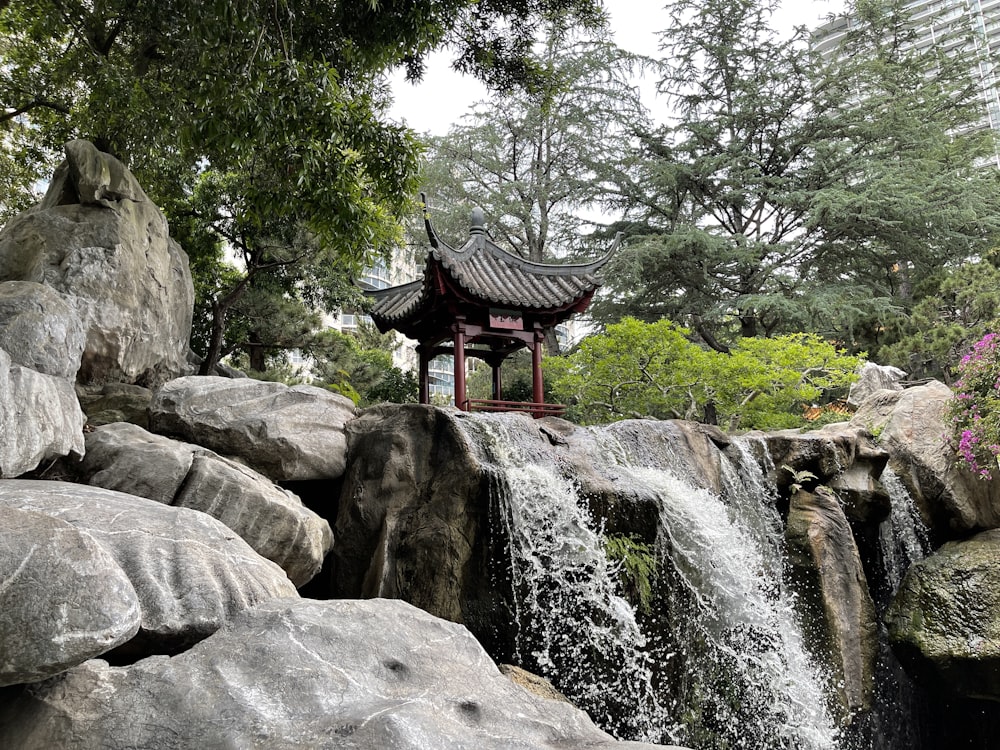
389, 0, 846, 135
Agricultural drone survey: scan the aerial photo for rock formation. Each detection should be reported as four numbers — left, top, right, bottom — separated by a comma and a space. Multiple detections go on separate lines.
0, 140, 193, 386
149, 375, 356, 481
851, 381, 1000, 537
886, 529, 1000, 702
75, 422, 332, 586
0, 598, 672, 750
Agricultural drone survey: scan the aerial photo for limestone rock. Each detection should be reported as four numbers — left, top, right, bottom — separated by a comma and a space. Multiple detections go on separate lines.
0, 348, 85, 478
851, 381, 1000, 536
786, 486, 878, 717
848, 362, 907, 408
76, 382, 152, 428
0, 506, 140, 686
150, 375, 356, 481
0, 140, 194, 386
0, 598, 671, 750
0, 480, 296, 657
0, 281, 85, 379
75, 422, 332, 587
886, 528, 1000, 701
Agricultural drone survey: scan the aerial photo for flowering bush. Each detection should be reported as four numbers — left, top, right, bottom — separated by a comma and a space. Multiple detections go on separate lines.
949, 333, 1000, 479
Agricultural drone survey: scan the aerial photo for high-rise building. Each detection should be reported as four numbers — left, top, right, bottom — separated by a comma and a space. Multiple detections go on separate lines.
813, 0, 1000, 152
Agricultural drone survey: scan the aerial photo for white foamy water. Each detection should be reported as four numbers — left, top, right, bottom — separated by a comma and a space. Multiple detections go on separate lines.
464, 415, 841, 748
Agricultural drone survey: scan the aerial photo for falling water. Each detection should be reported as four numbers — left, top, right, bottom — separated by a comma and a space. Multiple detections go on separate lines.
863, 468, 934, 750
464, 414, 840, 748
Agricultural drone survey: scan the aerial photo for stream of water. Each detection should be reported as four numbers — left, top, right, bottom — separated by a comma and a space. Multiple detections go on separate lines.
465, 415, 841, 748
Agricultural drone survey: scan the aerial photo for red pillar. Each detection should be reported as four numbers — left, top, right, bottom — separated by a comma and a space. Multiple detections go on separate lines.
532, 328, 544, 406
454, 319, 467, 410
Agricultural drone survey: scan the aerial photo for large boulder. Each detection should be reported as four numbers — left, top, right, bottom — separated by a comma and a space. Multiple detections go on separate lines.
0, 280, 85, 379
848, 362, 907, 408
76, 422, 332, 586
785, 486, 878, 717
765, 422, 891, 524
150, 375, 356, 481
0, 480, 296, 657
0, 506, 140, 686
885, 529, 1000, 702
851, 382, 1000, 537
0, 348, 85, 478
0, 140, 194, 386
76, 382, 152, 429
0, 598, 672, 750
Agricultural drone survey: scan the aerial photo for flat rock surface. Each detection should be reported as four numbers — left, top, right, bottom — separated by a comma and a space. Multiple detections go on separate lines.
0, 597, 672, 750
150, 376, 355, 481
0, 506, 140, 686
0, 480, 296, 656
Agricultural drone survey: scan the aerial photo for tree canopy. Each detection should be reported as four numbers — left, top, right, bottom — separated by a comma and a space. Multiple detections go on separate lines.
589, 0, 1000, 355
0, 0, 605, 372
545, 317, 861, 430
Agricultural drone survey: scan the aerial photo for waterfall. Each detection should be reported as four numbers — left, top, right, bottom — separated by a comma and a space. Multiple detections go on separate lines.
464, 414, 841, 749
878, 469, 932, 592
863, 468, 934, 750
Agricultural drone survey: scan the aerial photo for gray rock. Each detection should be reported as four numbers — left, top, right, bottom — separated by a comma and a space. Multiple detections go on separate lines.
764, 422, 891, 524
0, 281, 86, 379
0, 348, 85, 478
0, 480, 296, 656
150, 375, 356, 481
76, 422, 332, 587
848, 362, 907, 408
76, 382, 152, 428
851, 381, 1000, 536
0, 506, 140, 686
0, 140, 194, 386
786, 486, 878, 717
886, 528, 1000, 701
0, 597, 672, 750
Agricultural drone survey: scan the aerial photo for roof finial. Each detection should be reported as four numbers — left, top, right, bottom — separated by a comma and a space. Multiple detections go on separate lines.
420, 192, 440, 249
470, 207, 486, 236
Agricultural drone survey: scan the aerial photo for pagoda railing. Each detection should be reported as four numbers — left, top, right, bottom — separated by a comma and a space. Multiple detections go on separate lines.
465, 398, 566, 419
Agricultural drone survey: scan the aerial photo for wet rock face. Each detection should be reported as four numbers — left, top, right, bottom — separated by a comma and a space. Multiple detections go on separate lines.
851, 382, 1000, 538
886, 529, 1000, 702
149, 375, 356, 482
0, 598, 671, 750
785, 486, 878, 716
0, 480, 297, 659
0, 140, 194, 386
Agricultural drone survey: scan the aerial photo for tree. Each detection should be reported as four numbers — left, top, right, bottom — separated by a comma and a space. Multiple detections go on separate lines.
422, 33, 646, 263
592, 0, 1000, 353
0, 0, 605, 371
879, 261, 1000, 382
545, 318, 861, 430
416, 31, 646, 352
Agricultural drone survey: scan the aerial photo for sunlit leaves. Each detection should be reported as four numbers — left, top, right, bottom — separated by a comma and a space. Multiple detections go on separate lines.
545, 317, 861, 430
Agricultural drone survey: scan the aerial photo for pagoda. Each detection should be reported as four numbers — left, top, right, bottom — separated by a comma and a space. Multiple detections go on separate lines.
366, 198, 618, 417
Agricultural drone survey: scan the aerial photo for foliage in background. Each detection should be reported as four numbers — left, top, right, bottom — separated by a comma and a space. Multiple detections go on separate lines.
878, 261, 1000, 383
545, 318, 861, 430
948, 333, 1000, 479
0, 0, 605, 371
590, 0, 1000, 357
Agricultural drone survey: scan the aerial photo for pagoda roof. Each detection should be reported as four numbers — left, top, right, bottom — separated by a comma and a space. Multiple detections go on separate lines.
368, 206, 618, 331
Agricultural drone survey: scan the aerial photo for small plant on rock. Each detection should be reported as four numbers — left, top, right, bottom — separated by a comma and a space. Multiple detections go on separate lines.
948, 333, 1000, 479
